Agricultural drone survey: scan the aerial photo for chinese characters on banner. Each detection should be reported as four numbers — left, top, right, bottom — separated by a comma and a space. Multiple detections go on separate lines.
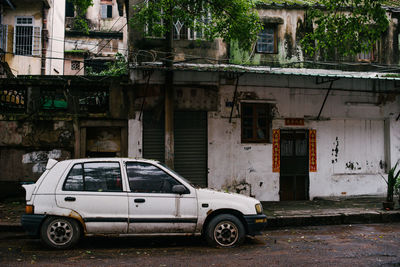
309, 129, 317, 172
272, 129, 280, 172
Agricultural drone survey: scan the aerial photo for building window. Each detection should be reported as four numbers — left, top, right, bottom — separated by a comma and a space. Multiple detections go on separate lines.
71, 61, 80, 70
14, 17, 41, 56
256, 25, 277, 54
241, 103, 272, 143
66, 0, 75, 17
101, 5, 113, 18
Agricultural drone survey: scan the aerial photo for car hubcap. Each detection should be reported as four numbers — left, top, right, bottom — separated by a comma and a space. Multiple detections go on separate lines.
214, 221, 239, 247
47, 220, 73, 245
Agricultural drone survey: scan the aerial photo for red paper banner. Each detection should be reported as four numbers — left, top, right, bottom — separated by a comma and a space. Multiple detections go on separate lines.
309, 129, 317, 172
272, 129, 280, 173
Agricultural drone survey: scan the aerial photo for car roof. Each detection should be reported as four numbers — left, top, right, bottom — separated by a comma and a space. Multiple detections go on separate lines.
59, 158, 160, 165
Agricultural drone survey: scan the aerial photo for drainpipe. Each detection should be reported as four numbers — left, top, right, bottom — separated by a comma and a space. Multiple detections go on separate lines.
41, 3, 47, 75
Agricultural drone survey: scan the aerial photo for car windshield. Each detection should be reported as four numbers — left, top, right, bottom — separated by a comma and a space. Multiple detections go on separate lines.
158, 162, 196, 187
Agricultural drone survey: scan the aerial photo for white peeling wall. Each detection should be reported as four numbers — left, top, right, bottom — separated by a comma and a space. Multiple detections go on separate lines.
208, 81, 398, 201
128, 112, 143, 158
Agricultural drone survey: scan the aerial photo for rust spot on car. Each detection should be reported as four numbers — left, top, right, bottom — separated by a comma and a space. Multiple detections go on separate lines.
207, 209, 213, 216
69, 210, 87, 233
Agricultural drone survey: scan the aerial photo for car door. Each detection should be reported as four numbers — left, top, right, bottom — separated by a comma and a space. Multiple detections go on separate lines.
56, 160, 129, 234
125, 161, 198, 234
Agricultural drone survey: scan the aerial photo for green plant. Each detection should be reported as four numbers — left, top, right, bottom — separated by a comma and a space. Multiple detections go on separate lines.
386, 162, 400, 202
86, 53, 128, 76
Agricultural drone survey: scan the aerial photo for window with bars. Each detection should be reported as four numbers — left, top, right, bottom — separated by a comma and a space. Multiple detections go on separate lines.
71, 61, 80, 70
241, 103, 272, 143
256, 25, 277, 54
14, 17, 41, 56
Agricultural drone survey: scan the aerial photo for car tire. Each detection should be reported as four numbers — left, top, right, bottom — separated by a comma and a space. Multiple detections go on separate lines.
40, 217, 81, 249
205, 214, 245, 248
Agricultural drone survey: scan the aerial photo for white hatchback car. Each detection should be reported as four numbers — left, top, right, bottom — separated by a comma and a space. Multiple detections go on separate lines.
21, 158, 267, 249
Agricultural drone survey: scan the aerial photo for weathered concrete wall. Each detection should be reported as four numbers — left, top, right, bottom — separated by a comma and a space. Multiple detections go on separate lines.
0, 120, 74, 182
257, 8, 305, 64
206, 80, 399, 201
129, 69, 399, 201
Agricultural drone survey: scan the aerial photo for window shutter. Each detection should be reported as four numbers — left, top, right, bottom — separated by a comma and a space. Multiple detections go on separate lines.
0, 24, 7, 52
107, 5, 112, 18
101, 5, 107, 18
32, 26, 41, 56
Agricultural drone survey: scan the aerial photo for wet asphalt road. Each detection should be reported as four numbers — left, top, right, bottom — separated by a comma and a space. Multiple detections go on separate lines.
0, 223, 400, 266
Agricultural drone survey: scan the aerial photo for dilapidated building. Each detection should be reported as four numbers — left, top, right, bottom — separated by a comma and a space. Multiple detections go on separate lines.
127, 0, 400, 201
63, 0, 128, 75
0, 76, 130, 197
0, 0, 65, 76
128, 65, 400, 201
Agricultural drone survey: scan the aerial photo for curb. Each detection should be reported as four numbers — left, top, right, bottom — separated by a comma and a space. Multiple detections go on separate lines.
2, 212, 400, 233
265, 211, 400, 228
0, 223, 24, 232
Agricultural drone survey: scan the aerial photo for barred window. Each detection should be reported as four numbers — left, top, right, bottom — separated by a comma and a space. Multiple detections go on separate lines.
241, 103, 272, 143
14, 17, 41, 56
256, 26, 277, 54
71, 61, 80, 70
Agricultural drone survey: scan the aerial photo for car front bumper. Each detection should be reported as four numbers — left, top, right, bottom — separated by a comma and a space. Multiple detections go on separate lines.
21, 214, 46, 236
244, 214, 267, 236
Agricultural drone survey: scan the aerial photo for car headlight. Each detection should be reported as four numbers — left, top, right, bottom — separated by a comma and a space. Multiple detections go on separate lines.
255, 203, 262, 214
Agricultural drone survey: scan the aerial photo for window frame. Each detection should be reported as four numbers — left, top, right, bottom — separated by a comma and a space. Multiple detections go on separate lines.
241, 102, 272, 144
65, 0, 75, 18
62, 161, 123, 192
125, 161, 189, 194
13, 16, 41, 56
101, 4, 113, 19
256, 24, 278, 54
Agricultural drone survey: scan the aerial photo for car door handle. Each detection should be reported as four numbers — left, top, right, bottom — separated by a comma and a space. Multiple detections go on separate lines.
65, 197, 76, 202
134, 198, 145, 203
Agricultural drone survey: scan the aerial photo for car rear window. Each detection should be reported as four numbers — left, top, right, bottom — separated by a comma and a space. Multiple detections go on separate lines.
63, 162, 122, 192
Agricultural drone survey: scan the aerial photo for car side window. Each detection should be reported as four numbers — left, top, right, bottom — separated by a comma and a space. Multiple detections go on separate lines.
126, 162, 182, 193
63, 164, 84, 191
63, 162, 122, 192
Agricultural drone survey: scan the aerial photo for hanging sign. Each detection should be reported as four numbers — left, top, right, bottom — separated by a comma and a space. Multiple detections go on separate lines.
309, 129, 317, 172
272, 129, 280, 172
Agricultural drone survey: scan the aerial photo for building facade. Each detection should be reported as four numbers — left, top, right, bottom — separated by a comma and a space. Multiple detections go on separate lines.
63, 0, 127, 75
0, 0, 65, 76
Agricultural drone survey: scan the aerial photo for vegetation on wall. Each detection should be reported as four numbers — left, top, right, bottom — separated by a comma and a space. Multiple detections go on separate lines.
131, 0, 262, 52
229, 39, 260, 65
300, 0, 389, 59
86, 53, 128, 76
68, 0, 94, 33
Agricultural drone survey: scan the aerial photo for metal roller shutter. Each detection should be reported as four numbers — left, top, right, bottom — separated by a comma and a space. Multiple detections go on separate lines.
174, 111, 207, 187
143, 111, 165, 163
143, 111, 208, 187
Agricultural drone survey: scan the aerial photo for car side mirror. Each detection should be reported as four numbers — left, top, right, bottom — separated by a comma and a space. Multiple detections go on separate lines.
172, 185, 187, 194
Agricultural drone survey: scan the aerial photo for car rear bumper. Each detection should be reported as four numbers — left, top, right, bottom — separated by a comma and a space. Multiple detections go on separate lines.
21, 214, 46, 236
244, 214, 267, 236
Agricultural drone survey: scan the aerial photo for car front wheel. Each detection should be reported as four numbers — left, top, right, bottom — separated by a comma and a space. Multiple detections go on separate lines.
40, 217, 81, 249
205, 214, 245, 248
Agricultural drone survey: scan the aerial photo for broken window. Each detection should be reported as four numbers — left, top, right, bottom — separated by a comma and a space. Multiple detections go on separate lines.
256, 25, 277, 54
14, 17, 41, 56
241, 103, 272, 143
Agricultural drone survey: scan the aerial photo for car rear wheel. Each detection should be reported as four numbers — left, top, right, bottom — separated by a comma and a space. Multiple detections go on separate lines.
40, 217, 81, 249
205, 214, 245, 248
